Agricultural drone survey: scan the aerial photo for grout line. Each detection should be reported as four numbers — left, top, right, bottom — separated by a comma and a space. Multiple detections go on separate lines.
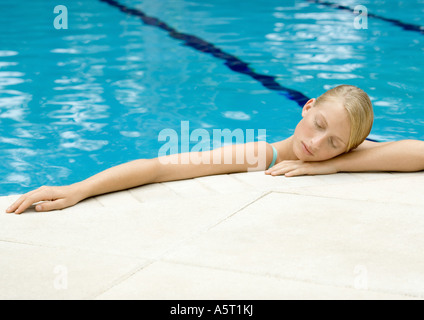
127, 189, 144, 204
192, 176, 220, 193
89, 190, 265, 298
90, 259, 155, 299
226, 173, 258, 189
268, 189, 424, 207
150, 191, 273, 262
229, 173, 258, 188
158, 259, 423, 299
161, 179, 215, 197
79, 191, 274, 298
158, 182, 183, 197
89, 190, 267, 299
0, 236, 157, 300
93, 197, 105, 207
203, 190, 273, 231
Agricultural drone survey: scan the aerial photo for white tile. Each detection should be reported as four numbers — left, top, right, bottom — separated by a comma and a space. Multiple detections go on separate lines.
161, 178, 218, 198
96, 261, 413, 300
0, 195, 20, 213
166, 192, 424, 298
288, 174, 424, 206
2, 171, 424, 300
230, 171, 322, 191
0, 241, 146, 300
310, 172, 362, 184
388, 172, 424, 179
194, 174, 254, 194
350, 172, 398, 181
0, 193, 103, 215
0, 190, 263, 260
94, 190, 141, 207
128, 182, 181, 203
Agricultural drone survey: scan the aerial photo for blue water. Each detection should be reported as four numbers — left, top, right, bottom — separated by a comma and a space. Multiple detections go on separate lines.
0, 0, 423, 196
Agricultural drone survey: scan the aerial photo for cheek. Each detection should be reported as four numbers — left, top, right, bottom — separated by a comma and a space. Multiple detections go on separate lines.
294, 119, 310, 138
292, 135, 313, 161
293, 120, 315, 160
316, 148, 344, 161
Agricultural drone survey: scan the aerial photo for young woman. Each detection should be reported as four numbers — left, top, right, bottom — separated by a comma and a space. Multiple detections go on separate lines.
6, 85, 424, 214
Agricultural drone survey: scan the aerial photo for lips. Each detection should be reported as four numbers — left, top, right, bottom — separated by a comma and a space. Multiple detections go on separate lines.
302, 141, 313, 156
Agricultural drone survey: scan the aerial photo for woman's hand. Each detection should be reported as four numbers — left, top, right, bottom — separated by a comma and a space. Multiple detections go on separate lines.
265, 160, 338, 177
5, 185, 84, 215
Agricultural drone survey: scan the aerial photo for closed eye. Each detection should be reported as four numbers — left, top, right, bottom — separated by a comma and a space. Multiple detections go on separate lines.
317, 112, 347, 149
314, 119, 323, 129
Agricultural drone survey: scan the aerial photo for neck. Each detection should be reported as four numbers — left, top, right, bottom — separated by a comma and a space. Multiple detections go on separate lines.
274, 136, 299, 161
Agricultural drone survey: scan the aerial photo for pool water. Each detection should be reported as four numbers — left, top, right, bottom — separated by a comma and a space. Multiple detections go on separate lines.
0, 0, 423, 196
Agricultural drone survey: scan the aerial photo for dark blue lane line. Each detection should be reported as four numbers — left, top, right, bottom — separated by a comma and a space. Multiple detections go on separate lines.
99, 0, 310, 107
100, 0, 379, 142
307, 0, 424, 35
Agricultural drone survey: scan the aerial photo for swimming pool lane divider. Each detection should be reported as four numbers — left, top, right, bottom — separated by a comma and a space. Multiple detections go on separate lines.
99, 0, 310, 107
307, 0, 424, 35
99, 0, 378, 143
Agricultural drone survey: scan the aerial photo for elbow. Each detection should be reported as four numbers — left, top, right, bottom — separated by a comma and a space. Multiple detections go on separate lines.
397, 140, 424, 172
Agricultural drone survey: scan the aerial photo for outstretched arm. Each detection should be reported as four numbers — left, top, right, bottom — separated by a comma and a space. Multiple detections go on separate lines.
266, 139, 424, 177
329, 139, 424, 173
6, 141, 274, 214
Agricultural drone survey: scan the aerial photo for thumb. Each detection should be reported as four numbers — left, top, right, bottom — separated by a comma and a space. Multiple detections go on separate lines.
35, 199, 68, 212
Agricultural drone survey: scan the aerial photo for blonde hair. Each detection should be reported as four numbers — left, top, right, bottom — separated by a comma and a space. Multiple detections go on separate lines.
316, 85, 374, 152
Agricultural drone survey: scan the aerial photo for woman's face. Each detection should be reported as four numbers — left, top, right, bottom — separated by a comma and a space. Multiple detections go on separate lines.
293, 98, 351, 161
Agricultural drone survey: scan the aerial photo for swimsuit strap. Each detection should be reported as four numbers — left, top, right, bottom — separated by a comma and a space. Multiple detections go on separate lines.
268, 145, 278, 169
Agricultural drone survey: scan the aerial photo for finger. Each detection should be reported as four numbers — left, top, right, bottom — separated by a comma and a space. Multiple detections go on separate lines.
271, 170, 288, 176
14, 191, 53, 215
35, 199, 67, 212
284, 168, 305, 177
265, 163, 285, 175
6, 187, 47, 213
6, 193, 34, 213
270, 168, 289, 176
266, 160, 298, 172
14, 197, 38, 214
270, 163, 295, 176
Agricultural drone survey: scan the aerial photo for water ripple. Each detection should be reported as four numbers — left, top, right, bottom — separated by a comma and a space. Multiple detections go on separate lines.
0, 51, 18, 57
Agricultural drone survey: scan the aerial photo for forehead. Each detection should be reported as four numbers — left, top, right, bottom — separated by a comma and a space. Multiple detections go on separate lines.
315, 99, 350, 141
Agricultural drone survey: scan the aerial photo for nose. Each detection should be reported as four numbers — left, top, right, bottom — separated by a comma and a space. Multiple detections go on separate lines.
310, 134, 326, 151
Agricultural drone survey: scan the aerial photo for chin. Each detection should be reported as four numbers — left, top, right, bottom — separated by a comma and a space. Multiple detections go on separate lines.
294, 145, 311, 161
295, 153, 308, 161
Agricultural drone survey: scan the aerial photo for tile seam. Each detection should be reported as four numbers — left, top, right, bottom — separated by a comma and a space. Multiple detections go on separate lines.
157, 259, 422, 299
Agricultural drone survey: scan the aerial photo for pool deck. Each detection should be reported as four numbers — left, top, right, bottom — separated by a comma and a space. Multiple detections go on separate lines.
1, 170, 424, 300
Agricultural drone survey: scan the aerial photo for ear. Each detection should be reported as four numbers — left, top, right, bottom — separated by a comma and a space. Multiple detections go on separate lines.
301, 98, 316, 117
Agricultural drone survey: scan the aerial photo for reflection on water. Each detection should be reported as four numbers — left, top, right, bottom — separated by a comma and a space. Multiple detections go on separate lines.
60, 131, 109, 151
0, 0, 423, 195
263, 0, 423, 138
0, 90, 32, 122
0, 51, 19, 57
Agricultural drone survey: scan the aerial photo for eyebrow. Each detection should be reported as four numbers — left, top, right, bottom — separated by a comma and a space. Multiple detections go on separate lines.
317, 112, 347, 146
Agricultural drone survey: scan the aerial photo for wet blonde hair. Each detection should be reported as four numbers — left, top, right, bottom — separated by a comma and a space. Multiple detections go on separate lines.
316, 85, 374, 152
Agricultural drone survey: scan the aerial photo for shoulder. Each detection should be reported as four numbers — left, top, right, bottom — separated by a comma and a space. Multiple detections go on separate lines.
354, 139, 393, 151
269, 138, 296, 163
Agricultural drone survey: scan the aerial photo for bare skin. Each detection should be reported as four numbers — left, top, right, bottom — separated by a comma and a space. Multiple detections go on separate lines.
6, 99, 424, 214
